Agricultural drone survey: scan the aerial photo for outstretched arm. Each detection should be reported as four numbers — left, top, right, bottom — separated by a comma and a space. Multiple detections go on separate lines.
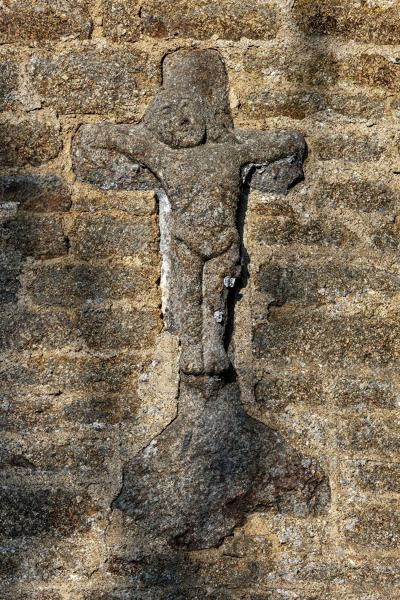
89, 122, 163, 172
236, 129, 306, 167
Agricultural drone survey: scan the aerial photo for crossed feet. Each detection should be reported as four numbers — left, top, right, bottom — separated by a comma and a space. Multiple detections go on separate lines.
179, 342, 231, 376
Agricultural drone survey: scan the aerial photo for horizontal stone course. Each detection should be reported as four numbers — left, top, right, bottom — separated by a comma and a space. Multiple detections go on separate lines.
344, 502, 400, 549
0, 485, 96, 537
0, 59, 18, 111
0, 267, 20, 303
343, 54, 400, 92
1, 214, 68, 258
252, 210, 356, 247
256, 263, 400, 306
253, 309, 399, 368
1, 431, 114, 475
0, 175, 71, 212
315, 179, 398, 212
69, 214, 158, 259
312, 133, 386, 163
254, 373, 325, 412
0, 0, 92, 43
0, 308, 76, 353
78, 306, 160, 350
103, 0, 279, 41
0, 115, 61, 167
29, 49, 155, 114
26, 262, 159, 307
294, 0, 400, 45
241, 88, 387, 122
0, 389, 138, 431
347, 461, 400, 494
0, 353, 141, 390
337, 414, 400, 455
331, 377, 399, 411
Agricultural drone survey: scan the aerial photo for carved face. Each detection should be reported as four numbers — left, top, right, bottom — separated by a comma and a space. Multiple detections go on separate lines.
144, 92, 206, 149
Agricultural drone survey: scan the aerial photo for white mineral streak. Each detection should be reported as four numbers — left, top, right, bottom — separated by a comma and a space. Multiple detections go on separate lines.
157, 188, 173, 331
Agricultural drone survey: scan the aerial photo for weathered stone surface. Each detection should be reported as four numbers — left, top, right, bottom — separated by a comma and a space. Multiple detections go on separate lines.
29, 49, 154, 114
102, 0, 142, 41
343, 54, 400, 92
72, 125, 158, 190
26, 263, 159, 307
294, 0, 400, 45
248, 156, 305, 195
0, 308, 75, 353
0, 0, 92, 43
325, 92, 386, 121
0, 353, 140, 390
1, 431, 114, 475
344, 502, 400, 549
255, 373, 324, 412
1, 214, 68, 258
243, 90, 325, 120
0, 115, 61, 167
372, 220, 400, 251
78, 307, 160, 351
348, 461, 400, 494
104, 0, 280, 41
113, 377, 329, 549
69, 214, 158, 259
254, 309, 400, 368
315, 179, 398, 212
331, 377, 399, 411
0, 266, 20, 303
256, 263, 400, 306
337, 414, 400, 454
0, 486, 95, 537
0, 175, 71, 212
1, 19, 398, 595
72, 187, 156, 215
0, 388, 138, 431
253, 208, 355, 247
0, 250, 21, 304
313, 132, 385, 162
0, 59, 18, 111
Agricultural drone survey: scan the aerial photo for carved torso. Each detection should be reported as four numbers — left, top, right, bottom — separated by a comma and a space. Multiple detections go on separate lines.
159, 143, 242, 257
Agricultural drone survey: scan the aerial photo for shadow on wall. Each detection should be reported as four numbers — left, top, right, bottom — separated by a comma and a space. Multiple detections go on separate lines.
0, 174, 150, 597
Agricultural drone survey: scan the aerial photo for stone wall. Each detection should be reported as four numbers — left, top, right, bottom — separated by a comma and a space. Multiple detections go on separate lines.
0, 0, 399, 598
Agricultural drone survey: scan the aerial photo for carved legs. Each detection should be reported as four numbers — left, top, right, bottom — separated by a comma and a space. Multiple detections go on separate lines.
173, 239, 241, 375
173, 240, 204, 374
202, 241, 241, 374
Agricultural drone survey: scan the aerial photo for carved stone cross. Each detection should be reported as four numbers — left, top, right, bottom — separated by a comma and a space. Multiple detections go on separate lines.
73, 49, 306, 376
72, 50, 328, 550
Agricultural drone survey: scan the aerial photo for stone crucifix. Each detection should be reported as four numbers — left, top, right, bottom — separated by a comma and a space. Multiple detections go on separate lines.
72, 50, 329, 550
73, 49, 306, 376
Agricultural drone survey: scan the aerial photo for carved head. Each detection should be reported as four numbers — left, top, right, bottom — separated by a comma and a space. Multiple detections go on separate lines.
144, 91, 206, 149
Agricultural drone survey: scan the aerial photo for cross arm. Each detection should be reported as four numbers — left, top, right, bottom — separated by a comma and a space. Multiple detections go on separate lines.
236, 129, 306, 167
90, 122, 160, 170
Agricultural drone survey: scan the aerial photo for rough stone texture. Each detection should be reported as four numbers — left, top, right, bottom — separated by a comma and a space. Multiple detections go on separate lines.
0, 58, 19, 111
29, 48, 156, 115
103, 0, 279, 41
0, 175, 71, 212
0, 114, 61, 167
294, 0, 400, 45
114, 376, 329, 549
1, 0, 400, 597
0, 0, 92, 43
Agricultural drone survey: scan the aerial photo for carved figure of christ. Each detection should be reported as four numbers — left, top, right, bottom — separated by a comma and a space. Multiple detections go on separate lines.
74, 51, 306, 375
